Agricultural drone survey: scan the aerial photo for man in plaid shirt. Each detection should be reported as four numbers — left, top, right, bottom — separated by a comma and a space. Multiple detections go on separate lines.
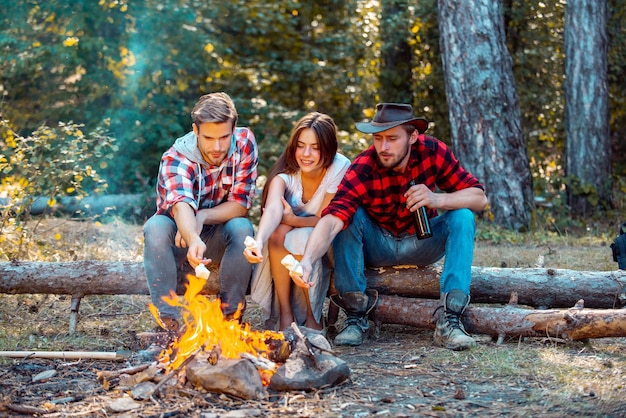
143, 92, 258, 333
291, 103, 488, 350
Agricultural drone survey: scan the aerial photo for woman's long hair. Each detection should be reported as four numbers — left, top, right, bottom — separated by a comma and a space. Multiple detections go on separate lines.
260, 112, 338, 209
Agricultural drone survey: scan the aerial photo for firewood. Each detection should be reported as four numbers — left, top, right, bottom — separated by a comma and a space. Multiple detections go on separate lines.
95, 363, 151, 381
0, 261, 623, 309
373, 295, 626, 341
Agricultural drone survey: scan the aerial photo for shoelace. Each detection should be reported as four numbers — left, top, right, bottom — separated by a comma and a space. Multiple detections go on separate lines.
445, 312, 463, 329
433, 306, 463, 330
343, 316, 368, 331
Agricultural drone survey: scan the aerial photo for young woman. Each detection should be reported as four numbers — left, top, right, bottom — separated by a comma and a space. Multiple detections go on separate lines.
244, 112, 350, 330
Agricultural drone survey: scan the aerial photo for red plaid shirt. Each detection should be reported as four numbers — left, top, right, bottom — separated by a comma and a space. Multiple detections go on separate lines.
155, 127, 258, 217
322, 135, 484, 236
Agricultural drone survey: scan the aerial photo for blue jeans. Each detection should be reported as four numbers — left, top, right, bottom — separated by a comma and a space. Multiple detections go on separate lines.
143, 214, 254, 319
332, 207, 476, 296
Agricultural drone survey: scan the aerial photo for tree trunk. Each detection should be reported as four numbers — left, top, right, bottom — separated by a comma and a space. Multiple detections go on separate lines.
437, 0, 533, 231
0, 194, 153, 216
565, 0, 611, 216
374, 295, 626, 341
1, 261, 624, 309
380, 0, 414, 102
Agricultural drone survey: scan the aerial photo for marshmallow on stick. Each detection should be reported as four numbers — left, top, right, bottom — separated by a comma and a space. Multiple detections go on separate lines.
244, 235, 258, 251
195, 264, 210, 280
281, 254, 303, 277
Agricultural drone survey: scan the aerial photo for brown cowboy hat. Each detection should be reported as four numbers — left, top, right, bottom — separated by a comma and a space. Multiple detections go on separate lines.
355, 103, 429, 134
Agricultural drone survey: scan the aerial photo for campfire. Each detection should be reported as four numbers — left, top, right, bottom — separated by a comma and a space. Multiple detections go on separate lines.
127, 273, 351, 400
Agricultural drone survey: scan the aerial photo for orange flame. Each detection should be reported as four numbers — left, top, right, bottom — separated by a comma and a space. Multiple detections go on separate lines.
149, 274, 283, 379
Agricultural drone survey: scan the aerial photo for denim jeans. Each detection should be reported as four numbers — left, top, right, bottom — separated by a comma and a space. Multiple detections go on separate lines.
332, 207, 476, 296
143, 214, 254, 319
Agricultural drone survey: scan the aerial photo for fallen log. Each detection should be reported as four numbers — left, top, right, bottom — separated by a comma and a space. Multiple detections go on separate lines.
0, 261, 624, 308
2, 261, 625, 341
0, 194, 152, 216
0, 260, 218, 296
373, 295, 626, 341
367, 265, 626, 309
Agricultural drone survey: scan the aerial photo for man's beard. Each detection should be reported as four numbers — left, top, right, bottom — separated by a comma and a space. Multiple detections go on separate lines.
375, 144, 411, 170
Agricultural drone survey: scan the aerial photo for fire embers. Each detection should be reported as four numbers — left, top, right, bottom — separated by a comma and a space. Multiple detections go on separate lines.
184, 325, 350, 399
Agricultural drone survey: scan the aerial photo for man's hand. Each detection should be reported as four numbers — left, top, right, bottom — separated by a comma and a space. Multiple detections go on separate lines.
283, 255, 314, 289
405, 182, 436, 212
187, 236, 211, 269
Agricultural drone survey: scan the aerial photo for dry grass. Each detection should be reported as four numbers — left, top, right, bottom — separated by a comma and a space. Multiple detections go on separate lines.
0, 216, 624, 416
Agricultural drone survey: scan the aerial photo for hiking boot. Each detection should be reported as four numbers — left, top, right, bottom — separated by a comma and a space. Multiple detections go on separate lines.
330, 290, 378, 347
334, 317, 369, 346
433, 289, 476, 351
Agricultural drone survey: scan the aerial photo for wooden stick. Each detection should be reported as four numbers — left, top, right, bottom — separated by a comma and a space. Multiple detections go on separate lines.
149, 347, 203, 398
0, 350, 130, 361
96, 363, 151, 380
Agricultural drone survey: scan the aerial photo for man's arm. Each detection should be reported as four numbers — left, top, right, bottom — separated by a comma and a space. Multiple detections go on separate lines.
292, 214, 344, 286
196, 201, 248, 226
171, 201, 210, 268
406, 185, 488, 213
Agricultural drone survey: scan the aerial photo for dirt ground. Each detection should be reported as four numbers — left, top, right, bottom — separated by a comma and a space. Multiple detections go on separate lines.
0, 221, 625, 417
1, 294, 625, 418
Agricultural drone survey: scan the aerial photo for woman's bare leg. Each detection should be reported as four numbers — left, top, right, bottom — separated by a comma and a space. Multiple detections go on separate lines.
268, 224, 295, 330
301, 287, 323, 330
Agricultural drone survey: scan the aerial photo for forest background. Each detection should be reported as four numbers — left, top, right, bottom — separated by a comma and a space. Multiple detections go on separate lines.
1, 3, 626, 414
0, 0, 625, 245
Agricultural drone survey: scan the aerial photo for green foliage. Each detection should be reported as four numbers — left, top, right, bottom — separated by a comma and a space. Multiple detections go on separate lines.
0, 0, 624, 229
410, 0, 452, 142
0, 118, 116, 259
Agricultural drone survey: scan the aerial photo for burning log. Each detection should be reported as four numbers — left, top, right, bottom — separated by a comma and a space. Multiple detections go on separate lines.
373, 295, 626, 341
186, 354, 267, 400
0, 261, 623, 309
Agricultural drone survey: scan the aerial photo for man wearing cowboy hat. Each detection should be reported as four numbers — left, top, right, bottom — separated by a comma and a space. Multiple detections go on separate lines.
290, 103, 488, 350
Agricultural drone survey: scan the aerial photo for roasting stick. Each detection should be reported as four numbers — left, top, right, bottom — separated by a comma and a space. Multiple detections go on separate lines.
0, 350, 130, 361
290, 322, 321, 369
149, 345, 204, 398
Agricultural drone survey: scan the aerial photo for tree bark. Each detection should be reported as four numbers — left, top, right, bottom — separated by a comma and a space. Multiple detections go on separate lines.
374, 294, 626, 341
366, 265, 626, 308
380, 0, 414, 102
437, 0, 533, 230
0, 194, 153, 216
565, 0, 611, 216
0, 261, 219, 297
0, 261, 624, 308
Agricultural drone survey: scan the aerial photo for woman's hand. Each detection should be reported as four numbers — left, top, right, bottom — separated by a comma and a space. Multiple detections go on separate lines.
243, 238, 264, 264
280, 197, 298, 226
